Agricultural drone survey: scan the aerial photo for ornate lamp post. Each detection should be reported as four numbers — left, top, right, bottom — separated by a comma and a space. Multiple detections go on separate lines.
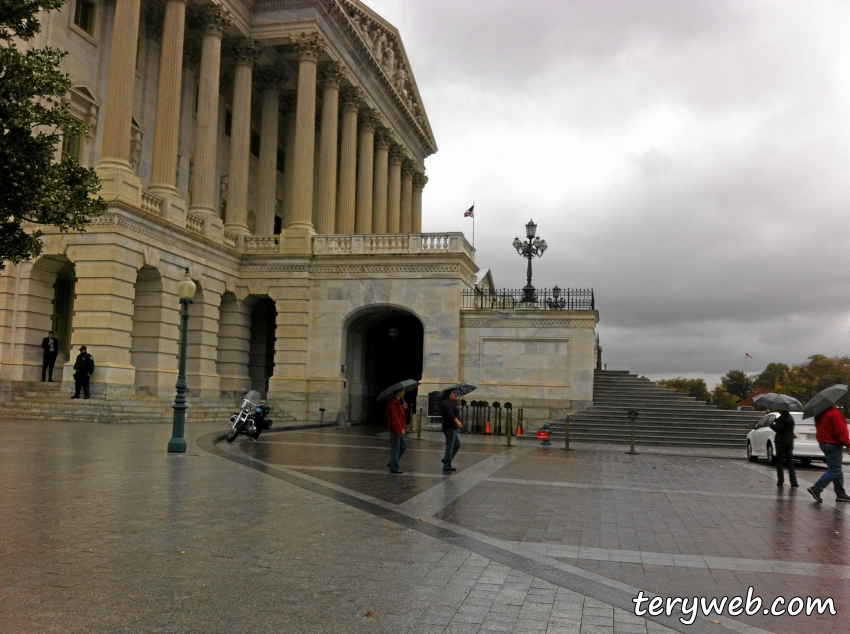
168, 268, 197, 453
512, 219, 548, 303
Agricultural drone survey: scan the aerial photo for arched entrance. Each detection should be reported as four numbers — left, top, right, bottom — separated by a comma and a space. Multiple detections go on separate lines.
344, 306, 424, 424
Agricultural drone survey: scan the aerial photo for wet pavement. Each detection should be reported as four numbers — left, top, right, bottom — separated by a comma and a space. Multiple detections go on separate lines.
2, 422, 848, 633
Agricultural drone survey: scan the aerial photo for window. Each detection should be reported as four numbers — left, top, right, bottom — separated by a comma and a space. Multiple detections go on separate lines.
61, 131, 82, 163
73, 0, 96, 36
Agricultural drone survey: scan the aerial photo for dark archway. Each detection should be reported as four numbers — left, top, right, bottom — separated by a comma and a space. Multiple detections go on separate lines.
344, 306, 424, 424
248, 297, 276, 397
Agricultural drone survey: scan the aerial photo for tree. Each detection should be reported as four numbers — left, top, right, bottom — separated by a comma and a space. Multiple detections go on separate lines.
754, 362, 790, 391
658, 377, 710, 403
721, 370, 753, 400
0, 0, 106, 272
775, 355, 850, 407
738, 386, 772, 410
709, 385, 740, 410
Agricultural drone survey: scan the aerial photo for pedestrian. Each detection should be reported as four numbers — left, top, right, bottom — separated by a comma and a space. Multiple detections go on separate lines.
41, 330, 59, 382
440, 389, 463, 472
71, 346, 95, 399
385, 388, 408, 474
769, 410, 798, 487
807, 404, 850, 502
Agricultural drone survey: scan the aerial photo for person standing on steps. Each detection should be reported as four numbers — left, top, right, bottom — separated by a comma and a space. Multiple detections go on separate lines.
71, 346, 95, 399
770, 410, 798, 488
41, 331, 59, 382
441, 389, 463, 472
807, 404, 850, 503
385, 388, 408, 474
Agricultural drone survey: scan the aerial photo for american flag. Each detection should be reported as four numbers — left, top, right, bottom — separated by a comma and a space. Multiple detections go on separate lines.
464, 204, 474, 218
745, 353, 753, 359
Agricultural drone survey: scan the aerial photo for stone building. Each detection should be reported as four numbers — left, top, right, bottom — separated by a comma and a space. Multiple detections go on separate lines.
0, 0, 599, 425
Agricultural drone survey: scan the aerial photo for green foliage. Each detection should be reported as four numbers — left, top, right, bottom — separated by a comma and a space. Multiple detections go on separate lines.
658, 377, 710, 402
0, 0, 106, 272
721, 370, 753, 400
754, 362, 790, 391
775, 355, 850, 408
710, 386, 740, 410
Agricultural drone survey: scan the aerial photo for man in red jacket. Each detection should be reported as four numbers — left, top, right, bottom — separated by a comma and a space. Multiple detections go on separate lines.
385, 388, 408, 474
807, 405, 850, 503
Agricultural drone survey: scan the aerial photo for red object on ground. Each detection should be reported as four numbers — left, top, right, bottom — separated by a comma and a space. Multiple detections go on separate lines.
537, 430, 550, 441
485, 420, 491, 434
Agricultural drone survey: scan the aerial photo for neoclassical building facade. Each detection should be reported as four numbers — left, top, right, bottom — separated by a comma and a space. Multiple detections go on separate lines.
0, 0, 599, 425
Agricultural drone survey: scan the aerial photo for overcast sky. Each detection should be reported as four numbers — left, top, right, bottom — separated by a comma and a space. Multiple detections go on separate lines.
365, 0, 850, 388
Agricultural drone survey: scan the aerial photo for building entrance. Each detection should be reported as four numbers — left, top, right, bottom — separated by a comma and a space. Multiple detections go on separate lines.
344, 307, 423, 424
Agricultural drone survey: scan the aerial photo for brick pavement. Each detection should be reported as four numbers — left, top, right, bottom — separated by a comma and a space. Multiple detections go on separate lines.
4, 422, 845, 633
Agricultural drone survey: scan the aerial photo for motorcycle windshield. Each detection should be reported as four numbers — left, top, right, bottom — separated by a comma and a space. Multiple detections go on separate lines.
242, 389, 261, 408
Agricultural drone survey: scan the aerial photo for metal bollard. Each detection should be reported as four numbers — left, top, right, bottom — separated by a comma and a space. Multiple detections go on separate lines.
506, 409, 512, 447
563, 415, 572, 451
417, 408, 422, 441
625, 410, 639, 455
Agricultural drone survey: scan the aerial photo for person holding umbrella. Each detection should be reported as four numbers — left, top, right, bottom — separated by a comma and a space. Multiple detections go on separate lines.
385, 388, 408, 474
754, 393, 803, 488
441, 389, 463, 472
803, 384, 850, 503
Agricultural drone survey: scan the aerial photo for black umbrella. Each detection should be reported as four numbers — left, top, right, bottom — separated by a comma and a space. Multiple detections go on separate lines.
753, 393, 803, 411
376, 379, 420, 402
803, 384, 848, 420
441, 382, 477, 399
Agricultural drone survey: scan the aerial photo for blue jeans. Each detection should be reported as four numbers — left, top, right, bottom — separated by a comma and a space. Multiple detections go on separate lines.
443, 428, 460, 468
389, 431, 407, 471
814, 443, 846, 494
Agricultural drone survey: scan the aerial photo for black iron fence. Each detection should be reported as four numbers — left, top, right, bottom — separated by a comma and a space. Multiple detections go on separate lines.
462, 288, 594, 311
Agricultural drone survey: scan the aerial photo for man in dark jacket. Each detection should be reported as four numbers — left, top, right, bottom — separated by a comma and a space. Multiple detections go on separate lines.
769, 411, 798, 487
440, 390, 463, 472
807, 405, 850, 503
41, 331, 59, 382
71, 346, 95, 399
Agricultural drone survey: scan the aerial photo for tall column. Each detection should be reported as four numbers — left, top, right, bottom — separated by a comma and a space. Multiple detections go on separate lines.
412, 172, 428, 233
96, 0, 142, 201
289, 33, 325, 230
371, 128, 390, 234
256, 68, 282, 236
314, 62, 344, 234
224, 38, 260, 236
189, 5, 231, 239
386, 145, 403, 234
400, 159, 414, 233
354, 108, 377, 234
335, 87, 362, 234
149, 0, 187, 218
280, 94, 297, 229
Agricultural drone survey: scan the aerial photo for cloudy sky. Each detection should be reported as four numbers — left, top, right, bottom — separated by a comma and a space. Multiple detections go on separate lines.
365, 0, 850, 388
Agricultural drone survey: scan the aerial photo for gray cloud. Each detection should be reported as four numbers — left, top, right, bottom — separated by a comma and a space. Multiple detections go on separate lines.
367, 0, 850, 384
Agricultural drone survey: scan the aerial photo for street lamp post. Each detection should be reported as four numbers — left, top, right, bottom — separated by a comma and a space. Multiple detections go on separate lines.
168, 268, 197, 453
512, 219, 548, 303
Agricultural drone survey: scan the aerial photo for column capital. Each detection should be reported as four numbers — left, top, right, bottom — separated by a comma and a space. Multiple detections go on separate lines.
413, 172, 428, 191
232, 37, 260, 66
388, 144, 405, 165
291, 32, 326, 62
358, 107, 379, 132
198, 4, 231, 36
255, 65, 284, 90
374, 128, 393, 150
401, 158, 415, 177
319, 61, 346, 88
340, 86, 364, 113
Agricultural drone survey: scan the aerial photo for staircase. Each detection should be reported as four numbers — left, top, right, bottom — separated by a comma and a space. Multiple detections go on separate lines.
0, 382, 239, 425
547, 370, 762, 448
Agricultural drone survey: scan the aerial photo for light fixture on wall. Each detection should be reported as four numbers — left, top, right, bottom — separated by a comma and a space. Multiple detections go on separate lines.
388, 327, 399, 338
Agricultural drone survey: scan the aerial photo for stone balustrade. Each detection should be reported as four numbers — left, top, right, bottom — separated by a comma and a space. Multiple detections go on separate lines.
312, 232, 473, 257
186, 212, 204, 235
223, 231, 238, 249
244, 235, 280, 254
140, 189, 163, 216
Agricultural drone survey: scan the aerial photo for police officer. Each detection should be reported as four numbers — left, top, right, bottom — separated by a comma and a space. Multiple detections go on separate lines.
71, 345, 95, 399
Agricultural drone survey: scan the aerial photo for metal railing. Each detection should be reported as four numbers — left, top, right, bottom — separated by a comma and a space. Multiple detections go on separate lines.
462, 288, 595, 311
458, 400, 523, 437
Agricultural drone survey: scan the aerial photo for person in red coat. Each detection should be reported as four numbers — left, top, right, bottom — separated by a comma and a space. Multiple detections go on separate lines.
385, 388, 408, 474
807, 405, 850, 503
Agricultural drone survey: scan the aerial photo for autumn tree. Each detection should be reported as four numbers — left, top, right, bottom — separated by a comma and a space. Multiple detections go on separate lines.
658, 378, 710, 402
720, 370, 754, 400
709, 385, 740, 410
775, 356, 850, 406
0, 0, 106, 272
754, 362, 790, 391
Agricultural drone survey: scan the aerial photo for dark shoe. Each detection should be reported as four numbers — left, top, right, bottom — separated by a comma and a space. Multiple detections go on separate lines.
388, 462, 391, 468
48, 379, 54, 382
441, 457, 446, 464
443, 467, 456, 472
807, 486, 823, 502
83, 396, 89, 400
71, 395, 79, 399
837, 494, 850, 502
390, 470, 403, 474
777, 482, 784, 487
791, 483, 799, 488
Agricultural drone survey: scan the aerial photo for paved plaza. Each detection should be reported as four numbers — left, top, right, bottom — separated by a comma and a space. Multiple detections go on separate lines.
2, 422, 849, 633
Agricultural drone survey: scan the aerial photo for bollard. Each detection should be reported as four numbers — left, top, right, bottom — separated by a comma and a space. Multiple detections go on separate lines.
319, 408, 325, 423
506, 409, 512, 447
417, 408, 422, 441
625, 410, 639, 455
562, 415, 572, 452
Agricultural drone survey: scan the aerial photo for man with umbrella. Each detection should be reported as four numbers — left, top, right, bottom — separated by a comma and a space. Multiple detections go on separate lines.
441, 388, 464, 472
804, 385, 850, 503
754, 393, 803, 488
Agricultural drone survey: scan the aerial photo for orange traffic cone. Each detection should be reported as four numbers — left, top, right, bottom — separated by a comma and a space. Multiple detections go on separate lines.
485, 420, 491, 434
516, 422, 522, 436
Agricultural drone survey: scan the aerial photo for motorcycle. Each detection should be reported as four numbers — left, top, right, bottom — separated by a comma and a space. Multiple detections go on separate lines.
226, 389, 274, 442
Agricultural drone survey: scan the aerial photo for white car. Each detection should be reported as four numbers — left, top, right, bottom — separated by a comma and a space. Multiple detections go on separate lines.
746, 412, 824, 466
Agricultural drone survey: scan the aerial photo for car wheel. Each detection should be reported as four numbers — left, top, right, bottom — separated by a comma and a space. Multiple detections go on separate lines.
747, 442, 757, 462
766, 443, 776, 466
801, 458, 812, 467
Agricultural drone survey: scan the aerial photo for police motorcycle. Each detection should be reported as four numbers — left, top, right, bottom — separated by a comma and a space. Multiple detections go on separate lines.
226, 389, 273, 442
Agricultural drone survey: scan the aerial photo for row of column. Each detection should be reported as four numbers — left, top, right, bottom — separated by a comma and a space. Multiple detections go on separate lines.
97, 0, 427, 238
